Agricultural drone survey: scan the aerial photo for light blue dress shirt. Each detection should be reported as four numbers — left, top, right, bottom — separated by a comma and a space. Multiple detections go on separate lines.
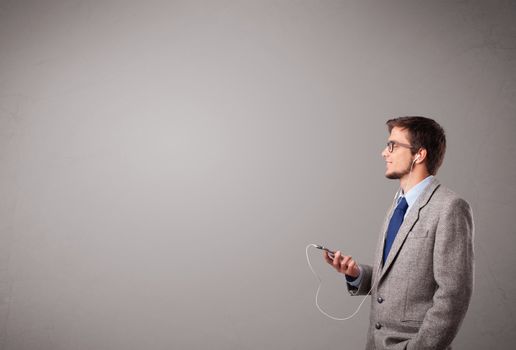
347, 175, 434, 287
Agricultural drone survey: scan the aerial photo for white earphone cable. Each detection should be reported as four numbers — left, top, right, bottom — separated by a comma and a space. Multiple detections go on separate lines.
305, 244, 380, 321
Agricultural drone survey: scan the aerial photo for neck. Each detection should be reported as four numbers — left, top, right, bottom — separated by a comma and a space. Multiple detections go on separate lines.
400, 168, 430, 194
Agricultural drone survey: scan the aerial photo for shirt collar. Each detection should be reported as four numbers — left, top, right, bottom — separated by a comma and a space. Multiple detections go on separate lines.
401, 175, 434, 208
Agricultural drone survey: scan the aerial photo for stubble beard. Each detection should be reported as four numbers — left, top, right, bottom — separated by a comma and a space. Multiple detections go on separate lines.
385, 162, 412, 180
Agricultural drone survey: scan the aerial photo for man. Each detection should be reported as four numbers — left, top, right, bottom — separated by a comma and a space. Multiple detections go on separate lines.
324, 116, 474, 350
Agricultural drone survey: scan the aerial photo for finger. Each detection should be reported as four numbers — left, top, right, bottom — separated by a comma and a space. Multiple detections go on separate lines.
323, 251, 333, 264
333, 251, 342, 269
340, 256, 351, 273
347, 260, 358, 277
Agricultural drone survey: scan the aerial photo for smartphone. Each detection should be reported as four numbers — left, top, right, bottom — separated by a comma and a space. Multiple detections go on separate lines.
315, 245, 336, 259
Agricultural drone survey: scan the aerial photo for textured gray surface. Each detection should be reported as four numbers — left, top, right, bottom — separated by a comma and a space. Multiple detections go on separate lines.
1, 1, 515, 349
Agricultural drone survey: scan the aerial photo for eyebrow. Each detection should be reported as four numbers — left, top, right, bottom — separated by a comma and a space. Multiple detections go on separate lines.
388, 138, 407, 143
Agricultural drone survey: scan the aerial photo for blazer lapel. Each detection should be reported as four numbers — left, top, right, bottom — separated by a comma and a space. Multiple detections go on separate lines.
378, 178, 441, 282
373, 206, 394, 281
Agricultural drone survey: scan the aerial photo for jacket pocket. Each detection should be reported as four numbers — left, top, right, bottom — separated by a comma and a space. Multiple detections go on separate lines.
401, 319, 423, 326
408, 229, 428, 239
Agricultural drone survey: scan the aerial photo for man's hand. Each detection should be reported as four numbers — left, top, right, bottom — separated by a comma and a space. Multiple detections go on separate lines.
323, 251, 360, 278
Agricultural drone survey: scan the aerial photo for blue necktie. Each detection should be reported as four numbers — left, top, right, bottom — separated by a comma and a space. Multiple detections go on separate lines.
383, 197, 409, 265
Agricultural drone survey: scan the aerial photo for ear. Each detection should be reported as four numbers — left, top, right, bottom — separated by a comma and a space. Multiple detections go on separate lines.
415, 148, 427, 163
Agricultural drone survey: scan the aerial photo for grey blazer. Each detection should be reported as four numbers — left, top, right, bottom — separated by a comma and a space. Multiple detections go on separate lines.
348, 178, 474, 350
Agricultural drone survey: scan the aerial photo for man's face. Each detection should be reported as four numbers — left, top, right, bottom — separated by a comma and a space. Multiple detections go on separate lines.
381, 127, 414, 180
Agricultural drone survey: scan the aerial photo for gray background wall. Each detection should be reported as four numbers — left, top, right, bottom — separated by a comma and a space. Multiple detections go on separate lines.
1, 0, 515, 349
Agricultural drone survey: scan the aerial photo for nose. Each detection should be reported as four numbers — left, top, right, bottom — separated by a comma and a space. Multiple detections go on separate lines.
381, 146, 389, 159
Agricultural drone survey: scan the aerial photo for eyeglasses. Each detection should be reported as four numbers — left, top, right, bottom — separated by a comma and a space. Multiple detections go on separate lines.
386, 140, 415, 153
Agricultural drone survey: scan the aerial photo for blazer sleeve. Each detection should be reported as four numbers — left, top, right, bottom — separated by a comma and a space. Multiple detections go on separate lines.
347, 264, 374, 296
407, 197, 474, 350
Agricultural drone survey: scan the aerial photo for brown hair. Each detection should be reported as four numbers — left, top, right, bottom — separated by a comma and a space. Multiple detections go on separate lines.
386, 116, 446, 175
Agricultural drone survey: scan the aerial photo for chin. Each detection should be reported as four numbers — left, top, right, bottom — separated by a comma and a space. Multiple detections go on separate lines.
385, 172, 401, 180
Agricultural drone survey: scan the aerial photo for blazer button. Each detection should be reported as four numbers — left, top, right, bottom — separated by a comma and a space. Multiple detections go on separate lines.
375, 322, 382, 330
377, 297, 384, 303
